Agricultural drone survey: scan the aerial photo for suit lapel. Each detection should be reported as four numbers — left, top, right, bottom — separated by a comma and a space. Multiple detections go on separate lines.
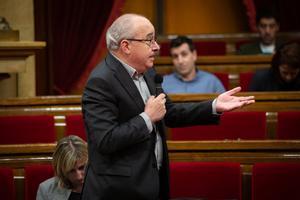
106, 53, 145, 110
144, 71, 156, 96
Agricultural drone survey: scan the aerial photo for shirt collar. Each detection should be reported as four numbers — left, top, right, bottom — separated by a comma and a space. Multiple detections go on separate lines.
110, 52, 139, 79
260, 43, 275, 54
174, 70, 199, 82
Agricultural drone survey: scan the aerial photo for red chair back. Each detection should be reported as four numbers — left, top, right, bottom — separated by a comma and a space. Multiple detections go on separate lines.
252, 162, 300, 200
171, 112, 266, 140
0, 167, 15, 200
0, 115, 56, 144
24, 164, 54, 200
239, 72, 254, 91
194, 41, 226, 55
65, 114, 86, 141
277, 111, 300, 139
170, 162, 241, 200
213, 72, 229, 90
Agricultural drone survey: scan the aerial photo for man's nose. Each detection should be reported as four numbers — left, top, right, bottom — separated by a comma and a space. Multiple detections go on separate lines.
265, 26, 272, 34
285, 74, 293, 82
153, 41, 160, 51
177, 55, 184, 63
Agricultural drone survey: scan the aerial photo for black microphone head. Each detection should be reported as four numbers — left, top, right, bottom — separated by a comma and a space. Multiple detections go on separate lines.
154, 74, 163, 96
154, 74, 163, 84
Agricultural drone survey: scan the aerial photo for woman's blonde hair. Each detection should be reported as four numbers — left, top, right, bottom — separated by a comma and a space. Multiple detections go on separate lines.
52, 135, 88, 189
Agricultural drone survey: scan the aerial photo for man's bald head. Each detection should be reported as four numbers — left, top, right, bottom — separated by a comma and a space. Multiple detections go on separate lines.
106, 14, 151, 51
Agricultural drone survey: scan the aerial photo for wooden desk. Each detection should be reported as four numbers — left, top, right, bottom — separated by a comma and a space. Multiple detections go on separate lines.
0, 41, 46, 98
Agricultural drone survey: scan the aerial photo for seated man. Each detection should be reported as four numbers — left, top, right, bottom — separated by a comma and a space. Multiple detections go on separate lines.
162, 36, 225, 93
239, 8, 280, 55
249, 42, 300, 91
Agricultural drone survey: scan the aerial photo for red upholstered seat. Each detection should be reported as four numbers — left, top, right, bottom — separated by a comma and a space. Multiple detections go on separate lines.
170, 162, 241, 200
24, 164, 54, 200
0, 115, 56, 144
0, 167, 15, 200
159, 41, 226, 56
65, 114, 86, 140
252, 162, 300, 200
277, 111, 300, 139
213, 72, 229, 90
170, 112, 266, 140
239, 72, 254, 91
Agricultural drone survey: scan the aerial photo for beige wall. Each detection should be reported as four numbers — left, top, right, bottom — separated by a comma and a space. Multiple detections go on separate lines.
165, 0, 248, 34
0, 0, 34, 40
122, 0, 156, 24
123, 0, 249, 35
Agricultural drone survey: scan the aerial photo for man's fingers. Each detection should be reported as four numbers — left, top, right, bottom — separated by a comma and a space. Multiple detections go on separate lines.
239, 96, 255, 101
223, 86, 241, 96
156, 93, 166, 99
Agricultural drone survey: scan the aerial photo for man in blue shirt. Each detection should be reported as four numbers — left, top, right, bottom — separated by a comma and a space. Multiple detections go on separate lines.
162, 36, 225, 94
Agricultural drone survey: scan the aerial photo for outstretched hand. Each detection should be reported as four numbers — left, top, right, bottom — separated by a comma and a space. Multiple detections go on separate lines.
216, 87, 255, 113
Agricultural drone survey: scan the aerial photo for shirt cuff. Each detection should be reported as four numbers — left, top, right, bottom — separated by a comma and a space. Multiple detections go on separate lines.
140, 112, 153, 133
212, 98, 222, 115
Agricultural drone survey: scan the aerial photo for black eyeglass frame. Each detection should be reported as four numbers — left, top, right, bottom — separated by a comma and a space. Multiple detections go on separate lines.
125, 38, 157, 47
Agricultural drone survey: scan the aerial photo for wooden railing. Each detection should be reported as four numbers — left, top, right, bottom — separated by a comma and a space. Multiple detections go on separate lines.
0, 92, 299, 115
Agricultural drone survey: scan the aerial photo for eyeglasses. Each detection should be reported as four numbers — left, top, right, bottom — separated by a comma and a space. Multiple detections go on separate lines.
126, 38, 158, 47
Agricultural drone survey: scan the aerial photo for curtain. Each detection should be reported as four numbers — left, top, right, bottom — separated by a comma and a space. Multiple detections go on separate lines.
49, 0, 124, 94
73, 0, 125, 92
242, 0, 257, 32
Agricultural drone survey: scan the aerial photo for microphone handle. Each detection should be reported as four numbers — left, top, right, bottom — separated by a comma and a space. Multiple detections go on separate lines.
156, 85, 163, 96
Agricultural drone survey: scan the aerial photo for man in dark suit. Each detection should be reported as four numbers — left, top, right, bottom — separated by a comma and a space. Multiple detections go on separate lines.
81, 13, 255, 200
239, 8, 281, 55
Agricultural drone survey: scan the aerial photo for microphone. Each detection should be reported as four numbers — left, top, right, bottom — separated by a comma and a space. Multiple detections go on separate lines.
154, 74, 163, 96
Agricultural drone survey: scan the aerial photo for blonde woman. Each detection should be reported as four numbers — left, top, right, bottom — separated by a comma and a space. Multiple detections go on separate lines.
37, 135, 88, 200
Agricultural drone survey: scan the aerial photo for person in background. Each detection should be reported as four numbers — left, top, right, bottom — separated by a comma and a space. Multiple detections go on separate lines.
239, 8, 281, 55
36, 135, 88, 200
249, 42, 300, 91
162, 36, 225, 93
81, 13, 254, 200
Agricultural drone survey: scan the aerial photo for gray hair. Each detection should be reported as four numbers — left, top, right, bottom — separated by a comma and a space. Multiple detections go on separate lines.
106, 13, 146, 51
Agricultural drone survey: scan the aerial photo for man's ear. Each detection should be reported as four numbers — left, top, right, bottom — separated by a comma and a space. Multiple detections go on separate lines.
192, 49, 197, 61
120, 40, 131, 54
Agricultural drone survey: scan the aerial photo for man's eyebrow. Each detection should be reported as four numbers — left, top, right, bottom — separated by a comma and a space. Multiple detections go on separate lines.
146, 32, 154, 38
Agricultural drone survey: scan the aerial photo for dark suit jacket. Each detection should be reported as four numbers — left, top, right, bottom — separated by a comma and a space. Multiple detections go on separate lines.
81, 53, 220, 200
249, 68, 300, 91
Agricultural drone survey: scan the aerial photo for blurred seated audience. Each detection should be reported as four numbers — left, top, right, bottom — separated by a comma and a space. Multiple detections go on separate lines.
162, 36, 225, 93
36, 135, 88, 200
238, 8, 281, 55
249, 42, 300, 91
